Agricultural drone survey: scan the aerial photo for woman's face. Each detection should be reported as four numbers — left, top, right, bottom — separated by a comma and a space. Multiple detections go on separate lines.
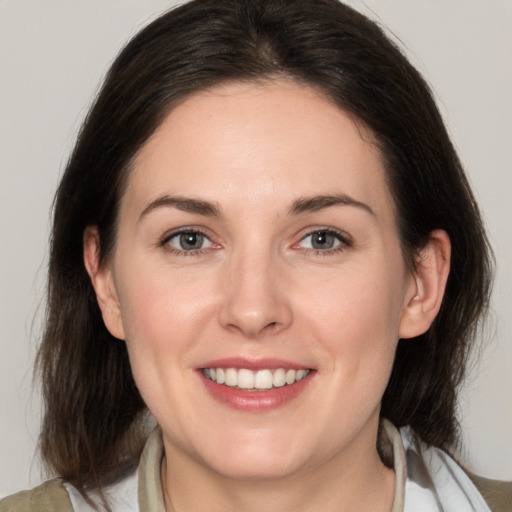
94, 81, 421, 480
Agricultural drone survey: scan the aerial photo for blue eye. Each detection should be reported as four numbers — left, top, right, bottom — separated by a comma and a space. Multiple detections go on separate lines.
298, 230, 347, 251
165, 231, 213, 251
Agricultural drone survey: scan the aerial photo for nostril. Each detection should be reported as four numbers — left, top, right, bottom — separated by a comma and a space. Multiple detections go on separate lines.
265, 321, 280, 331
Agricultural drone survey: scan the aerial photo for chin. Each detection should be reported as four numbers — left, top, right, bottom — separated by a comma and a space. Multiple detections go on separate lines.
209, 455, 305, 482
196, 433, 311, 481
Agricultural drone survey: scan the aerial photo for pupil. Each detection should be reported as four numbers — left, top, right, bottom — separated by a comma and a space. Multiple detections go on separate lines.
312, 231, 334, 249
180, 233, 202, 250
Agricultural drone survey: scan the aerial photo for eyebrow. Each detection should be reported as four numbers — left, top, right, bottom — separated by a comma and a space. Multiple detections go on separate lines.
139, 195, 221, 220
288, 194, 375, 216
138, 192, 374, 221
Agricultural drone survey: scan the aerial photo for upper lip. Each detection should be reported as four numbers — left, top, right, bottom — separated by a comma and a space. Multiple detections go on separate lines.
198, 357, 312, 371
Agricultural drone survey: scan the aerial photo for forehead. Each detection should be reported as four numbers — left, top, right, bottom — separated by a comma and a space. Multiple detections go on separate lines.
124, 80, 393, 219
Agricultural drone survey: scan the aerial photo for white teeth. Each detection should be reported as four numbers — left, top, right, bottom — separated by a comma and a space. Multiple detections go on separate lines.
296, 369, 308, 381
203, 367, 310, 390
254, 370, 273, 389
225, 368, 238, 387
272, 368, 286, 387
285, 369, 296, 385
238, 369, 255, 389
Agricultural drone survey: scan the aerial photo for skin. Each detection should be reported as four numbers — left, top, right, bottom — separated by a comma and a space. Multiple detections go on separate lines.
85, 80, 450, 512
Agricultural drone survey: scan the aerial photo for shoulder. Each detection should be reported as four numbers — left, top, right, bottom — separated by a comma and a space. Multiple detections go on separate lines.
466, 471, 512, 512
0, 479, 74, 512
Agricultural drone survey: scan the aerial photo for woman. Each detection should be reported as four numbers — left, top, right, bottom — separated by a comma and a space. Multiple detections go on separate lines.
1, 0, 509, 510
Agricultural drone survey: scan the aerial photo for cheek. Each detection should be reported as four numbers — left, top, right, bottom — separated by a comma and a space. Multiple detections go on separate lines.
296, 261, 405, 387
115, 268, 218, 417
113, 277, 185, 393
117, 264, 215, 343
301, 263, 405, 340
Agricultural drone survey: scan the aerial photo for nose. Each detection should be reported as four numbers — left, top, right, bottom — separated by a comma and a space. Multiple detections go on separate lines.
218, 249, 293, 338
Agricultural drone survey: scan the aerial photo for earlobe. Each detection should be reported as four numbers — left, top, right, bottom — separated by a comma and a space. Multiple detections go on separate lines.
83, 227, 125, 340
399, 229, 451, 339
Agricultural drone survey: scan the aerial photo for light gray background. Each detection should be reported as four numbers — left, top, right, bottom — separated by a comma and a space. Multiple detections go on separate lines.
1, 0, 511, 497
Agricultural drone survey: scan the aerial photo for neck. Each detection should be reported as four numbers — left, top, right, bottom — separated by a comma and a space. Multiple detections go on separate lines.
161, 422, 395, 512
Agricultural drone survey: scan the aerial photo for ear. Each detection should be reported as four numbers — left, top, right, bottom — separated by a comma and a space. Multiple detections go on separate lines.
83, 227, 125, 340
399, 229, 451, 339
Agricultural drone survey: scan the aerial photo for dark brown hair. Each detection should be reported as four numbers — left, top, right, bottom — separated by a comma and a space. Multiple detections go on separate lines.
37, 0, 493, 495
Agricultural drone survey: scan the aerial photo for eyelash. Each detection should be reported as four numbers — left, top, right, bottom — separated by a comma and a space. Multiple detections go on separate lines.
159, 227, 352, 257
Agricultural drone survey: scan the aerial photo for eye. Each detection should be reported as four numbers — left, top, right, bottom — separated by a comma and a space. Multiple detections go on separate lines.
301, 231, 339, 250
164, 230, 213, 252
296, 229, 350, 253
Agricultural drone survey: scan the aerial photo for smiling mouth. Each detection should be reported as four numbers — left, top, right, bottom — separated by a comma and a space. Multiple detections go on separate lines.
202, 367, 311, 391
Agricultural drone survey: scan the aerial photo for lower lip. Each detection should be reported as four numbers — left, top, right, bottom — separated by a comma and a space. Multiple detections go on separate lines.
200, 371, 314, 412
